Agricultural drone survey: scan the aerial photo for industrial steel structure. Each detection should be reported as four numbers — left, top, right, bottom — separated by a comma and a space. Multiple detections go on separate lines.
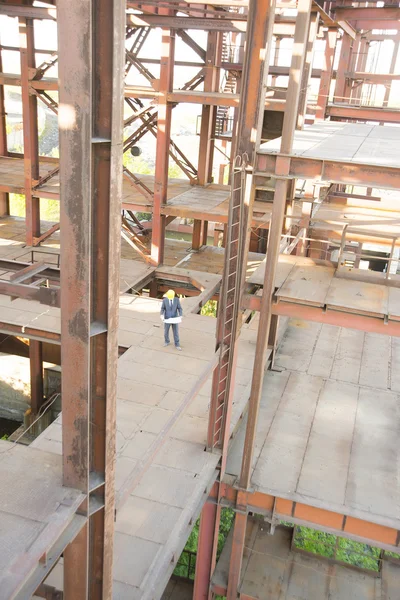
0, 0, 399, 598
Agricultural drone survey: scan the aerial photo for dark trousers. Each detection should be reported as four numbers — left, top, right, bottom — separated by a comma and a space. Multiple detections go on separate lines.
164, 322, 180, 346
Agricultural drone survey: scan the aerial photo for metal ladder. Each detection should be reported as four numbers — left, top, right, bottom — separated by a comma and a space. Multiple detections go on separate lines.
208, 155, 248, 451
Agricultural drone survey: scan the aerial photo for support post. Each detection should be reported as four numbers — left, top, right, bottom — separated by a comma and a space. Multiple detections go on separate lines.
383, 39, 399, 107
297, 11, 319, 129
315, 28, 337, 121
239, 0, 312, 488
29, 339, 43, 415
351, 34, 368, 103
334, 32, 353, 103
193, 494, 221, 600
192, 218, 202, 250
58, 0, 125, 597
0, 48, 8, 215
151, 26, 175, 265
226, 495, 247, 600
202, 220, 209, 246
197, 31, 220, 186
204, 3, 276, 597
19, 17, 40, 245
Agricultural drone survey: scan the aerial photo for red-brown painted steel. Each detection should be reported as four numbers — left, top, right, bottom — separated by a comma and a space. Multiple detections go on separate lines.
197, 31, 220, 186
19, 17, 40, 246
193, 493, 221, 600
58, 0, 124, 597
240, 0, 312, 491
327, 104, 400, 123
0, 49, 8, 215
334, 32, 353, 103
315, 28, 337, 121
151, 27, 175, 265
297, 11, 319, 130
29, 339, 43, 414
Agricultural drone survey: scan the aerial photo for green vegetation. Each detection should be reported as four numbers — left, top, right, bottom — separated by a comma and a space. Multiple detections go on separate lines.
293, 525, 384, 572
173, 508, 234, 581
200, 300, 217, 318
9, 193, 60, 222
174, 517, 400, 587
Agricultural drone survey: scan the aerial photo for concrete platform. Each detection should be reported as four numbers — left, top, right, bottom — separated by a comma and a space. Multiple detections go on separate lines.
0, 157, 272, 225
0, 441, 84, 599
251, 254, 400, 323
212, 520, 400, 599
29, 294, 262, 599
259, 122, 400, 170
225, 319, 400, 532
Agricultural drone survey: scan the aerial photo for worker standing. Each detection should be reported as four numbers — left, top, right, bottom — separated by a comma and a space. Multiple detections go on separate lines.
160, 289, 182, 350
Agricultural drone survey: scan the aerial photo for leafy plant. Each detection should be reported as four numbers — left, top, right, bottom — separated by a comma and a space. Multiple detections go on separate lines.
200, 300, 217, 318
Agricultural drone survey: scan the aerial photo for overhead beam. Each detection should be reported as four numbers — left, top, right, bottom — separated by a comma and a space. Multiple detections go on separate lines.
0, 5, 56, 19
335, 7, 400, 21
128, 13, 247, 32
256, 153, 400, 191
242, 295, 400, 339
345, 71, 400, 82
327, 103, 400, 123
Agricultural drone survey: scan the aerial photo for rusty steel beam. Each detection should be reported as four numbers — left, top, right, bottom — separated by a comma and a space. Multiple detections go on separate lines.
19, 17, 40, 246
0, 4, 56, 19
58, 0, 124, 598
206, 1, 277, 597
220, 483, 400, 551
256, 153, 400, 191
208, 0, 276, 452
334, 31, 353, 103
0, 49, 8, 215
327, 103, 400, 123
29, 339, 44, 414
354, 18, 400, 29
240, 0, 312, 494
274, 300, 400, 338
176, 29, 206, 61
128, 13, 248, 32
297, 11, 319, 130
315, 29, 337, 121
226, 495, 248, 600
151, 23, 175, 265
0, 279, 59, 305
346, 71, 400, 83
193, 484, 221, 600
335, 6, 400, 21
197, 31, 220, 186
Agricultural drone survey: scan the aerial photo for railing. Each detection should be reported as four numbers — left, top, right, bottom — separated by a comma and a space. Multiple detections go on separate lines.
174, 549, 197, 581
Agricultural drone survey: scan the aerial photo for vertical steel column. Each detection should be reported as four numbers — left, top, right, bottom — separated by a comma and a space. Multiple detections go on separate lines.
151, 25, 175, 265
192, 219, 203, 250
202, 3, 275, 597
239, 0, 312, 490
193, 487, 221, 600
197, 31, 220, 186
19, 17, 40, 245
29, 339, 43, 415
315, 28, 337, 121
383, 39, 399, 107
227, 5, 312, 596
207, 0, 276, 453
0, 49, 8, 216
334, 32, 353, 103
352, 34, 367, 104
296, 11, 319, 129
58, 0, 125, 597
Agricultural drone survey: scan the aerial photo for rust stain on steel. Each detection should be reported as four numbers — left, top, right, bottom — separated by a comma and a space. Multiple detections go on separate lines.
68, 308, 89, 341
